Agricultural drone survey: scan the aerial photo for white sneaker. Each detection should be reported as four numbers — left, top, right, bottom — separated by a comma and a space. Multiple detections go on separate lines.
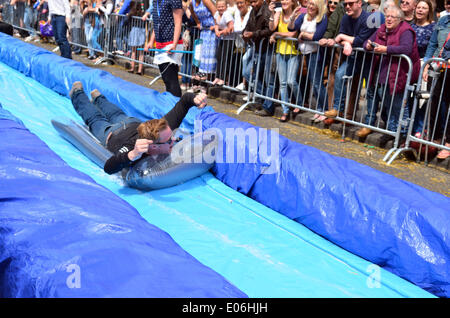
242, 95, 249, 102
235, 82, 245, 91
24, 35, 33, 42
52, 47, 60, 52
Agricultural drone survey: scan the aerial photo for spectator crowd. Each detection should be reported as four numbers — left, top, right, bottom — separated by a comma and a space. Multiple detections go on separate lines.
0, 0, 449, 160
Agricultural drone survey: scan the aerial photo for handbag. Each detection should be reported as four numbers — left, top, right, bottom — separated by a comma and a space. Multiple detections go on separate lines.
39, 20, 53, 37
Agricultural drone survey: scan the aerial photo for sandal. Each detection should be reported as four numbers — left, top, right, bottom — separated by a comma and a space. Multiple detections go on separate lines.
436, 143, 450, 159
280, 114, 289, 122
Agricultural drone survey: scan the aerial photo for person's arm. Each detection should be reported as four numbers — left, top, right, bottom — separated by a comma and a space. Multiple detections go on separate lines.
384, 29, 413, 55
223, 12, 234, 35
167, 8, 183, 53
202, 0, 216, 18
144, 29, 155, 50
163, 92, 199, 130
322, 10, 339, 39
189, 2, 201, 29
311, 15, 327, 41
252, 5, 273, 42
287, 6, 304, 31
64, 0, 72, 26
442, 38, 450, 60
363, 30, 377, 51
352, 12, 382, 48
268, 1, 278, 32
98, 1, 113, 15
142, 10, 150, 20
423, 25, 439, 62
103, 139, 150, 174
118, 0, 131, 15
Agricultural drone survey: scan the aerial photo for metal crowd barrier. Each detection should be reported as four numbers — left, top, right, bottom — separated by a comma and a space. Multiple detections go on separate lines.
4, 7, 447, 165
385, 58, 449, 165
237, 37, 417, 165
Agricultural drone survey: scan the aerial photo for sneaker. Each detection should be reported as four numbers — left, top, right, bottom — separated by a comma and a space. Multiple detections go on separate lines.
324, 109, 338, 118
436, 143, 450, 159
280, 113, 289, 122
314, 115, 327, 123
69, 81, 83, 98
235, 82, 245, 91
24, 35, 33, 42
379, 134, 394, 147
356, 127, 372, 138
52, 46, 60, 52
311, 114, 320, 121
254, 108, 273, 117
323, 118, 335, 125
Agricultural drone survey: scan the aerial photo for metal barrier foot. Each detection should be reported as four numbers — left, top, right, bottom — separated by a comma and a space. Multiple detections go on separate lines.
236, 102, 252, 115
149, 75, 162, 87
94, 57, 113, 66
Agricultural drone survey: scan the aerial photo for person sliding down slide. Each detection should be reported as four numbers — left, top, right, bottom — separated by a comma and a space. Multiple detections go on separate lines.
69, 82, 208, 175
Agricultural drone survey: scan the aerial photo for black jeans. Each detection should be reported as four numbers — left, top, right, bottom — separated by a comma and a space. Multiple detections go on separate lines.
159, 62, 182, 97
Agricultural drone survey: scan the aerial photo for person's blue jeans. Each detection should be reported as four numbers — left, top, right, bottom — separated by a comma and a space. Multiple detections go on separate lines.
115, 20, 128, 52
181, 54, 192, 84
331, 61, 349, 112
51, 15, 72, 59
255, 49, 275, 112
71, 27, 82, 53
307, 52, 328, 112
84, 22, 95, 57
276, 53, 299, 114
242, 45, 253, 83
24, 5, 36, 35
332, 58, 369, 113
365, 84, 409, 133
92, 24, 102, 51
71, 89, 141, 146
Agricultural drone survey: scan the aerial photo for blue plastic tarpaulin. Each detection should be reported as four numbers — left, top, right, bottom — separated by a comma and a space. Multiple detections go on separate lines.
198, 111, 450, 297
0, 32, 444, 298
0, 105, 247, 298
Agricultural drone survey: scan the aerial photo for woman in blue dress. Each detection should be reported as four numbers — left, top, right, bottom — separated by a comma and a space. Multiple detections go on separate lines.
190, 0, 217, 88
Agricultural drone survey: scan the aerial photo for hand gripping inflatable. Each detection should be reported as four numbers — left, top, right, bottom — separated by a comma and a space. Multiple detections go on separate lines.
125, 129, 219, 190
51, 118, 218, 190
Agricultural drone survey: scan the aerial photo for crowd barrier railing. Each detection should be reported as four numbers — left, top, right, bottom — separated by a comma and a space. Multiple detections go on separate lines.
384, 58, 449, 165
4, 8, 448, 165
237, 37, 418, 165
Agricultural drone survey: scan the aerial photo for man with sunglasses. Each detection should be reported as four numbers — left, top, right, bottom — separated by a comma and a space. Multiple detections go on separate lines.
323, 0, 383, 120
400, 0, 417, 24
68, 81, 208, 175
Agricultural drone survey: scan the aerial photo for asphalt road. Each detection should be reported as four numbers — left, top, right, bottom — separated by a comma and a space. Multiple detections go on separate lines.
24, 39, 450, 197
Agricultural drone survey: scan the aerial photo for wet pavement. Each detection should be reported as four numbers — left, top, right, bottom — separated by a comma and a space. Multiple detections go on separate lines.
26, 39, 450, 197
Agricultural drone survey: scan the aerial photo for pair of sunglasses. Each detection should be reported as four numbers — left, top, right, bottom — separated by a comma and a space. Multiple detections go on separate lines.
154, 136, 182, 145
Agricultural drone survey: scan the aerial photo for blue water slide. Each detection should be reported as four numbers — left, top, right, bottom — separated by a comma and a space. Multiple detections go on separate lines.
0, 32, 446, 297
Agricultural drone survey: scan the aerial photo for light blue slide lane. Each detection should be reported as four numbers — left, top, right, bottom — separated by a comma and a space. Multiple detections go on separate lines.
0, 61, 433, 298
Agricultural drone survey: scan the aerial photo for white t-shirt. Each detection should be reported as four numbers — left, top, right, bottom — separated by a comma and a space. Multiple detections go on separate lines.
299, 18, 317, 54
214, 10, 235, 40
440, 10, 450, 18
234, 7, 252, 48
